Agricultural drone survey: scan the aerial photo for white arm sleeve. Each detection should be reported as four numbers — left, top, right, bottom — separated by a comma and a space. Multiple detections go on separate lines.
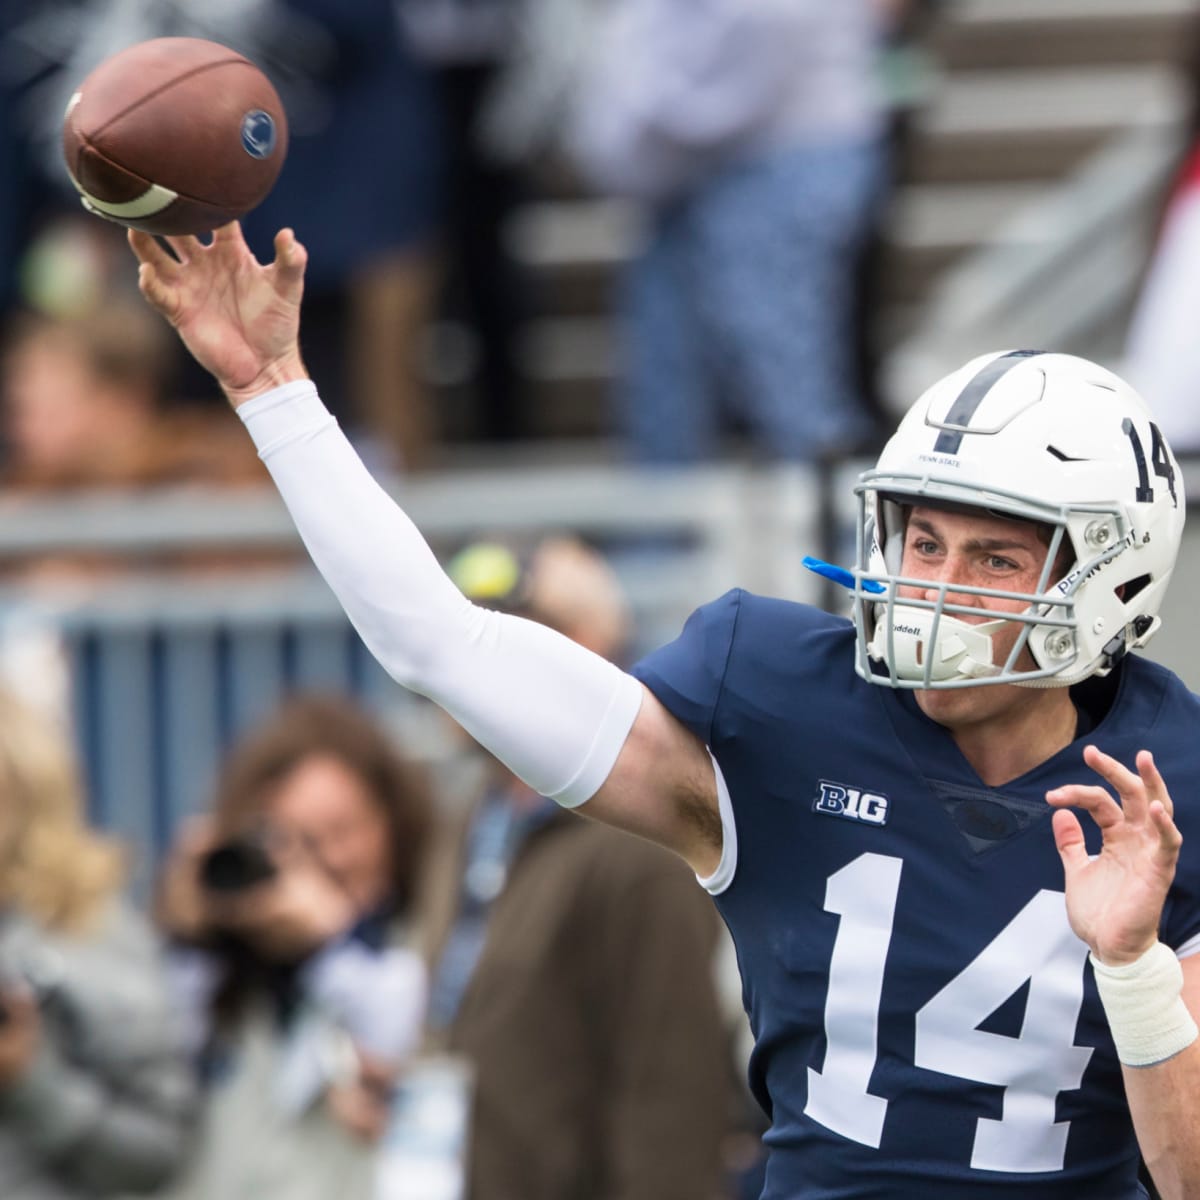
238, 381, 643, 806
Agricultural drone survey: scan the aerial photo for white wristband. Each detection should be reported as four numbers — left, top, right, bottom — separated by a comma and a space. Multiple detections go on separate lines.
1091, 942, 1199, 1068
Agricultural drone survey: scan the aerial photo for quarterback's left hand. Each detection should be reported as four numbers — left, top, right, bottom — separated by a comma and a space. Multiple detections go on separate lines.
1047, 746, 1182, 966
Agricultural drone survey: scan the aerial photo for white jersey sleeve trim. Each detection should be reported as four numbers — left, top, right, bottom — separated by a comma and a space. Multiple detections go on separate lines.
696, 753, 737, 895
1175, 930, 1200, 961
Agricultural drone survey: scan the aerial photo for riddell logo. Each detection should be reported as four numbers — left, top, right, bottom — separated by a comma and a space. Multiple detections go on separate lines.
894, 624, 922, 636
813, 781, 890, 826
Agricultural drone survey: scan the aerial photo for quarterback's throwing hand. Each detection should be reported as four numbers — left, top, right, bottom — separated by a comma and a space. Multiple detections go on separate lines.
1046, 746, 1182, 966
127, 222, 308, 406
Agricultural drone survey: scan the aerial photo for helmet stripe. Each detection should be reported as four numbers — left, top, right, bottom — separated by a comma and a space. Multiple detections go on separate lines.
933, 349, 1044, 454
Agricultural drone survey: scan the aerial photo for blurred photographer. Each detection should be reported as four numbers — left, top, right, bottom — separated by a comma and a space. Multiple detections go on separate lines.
155, 693, 432, 1200
0, 687, 194, 1199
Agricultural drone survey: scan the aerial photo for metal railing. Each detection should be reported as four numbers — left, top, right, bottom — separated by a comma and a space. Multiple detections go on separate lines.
4, 452, 1199, 890
0, 463, 825, 885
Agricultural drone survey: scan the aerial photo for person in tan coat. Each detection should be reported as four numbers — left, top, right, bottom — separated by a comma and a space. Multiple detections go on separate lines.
421, 537, 733, 1200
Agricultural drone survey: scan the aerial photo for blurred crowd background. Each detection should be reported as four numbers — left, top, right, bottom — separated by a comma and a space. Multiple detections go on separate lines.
0, 1, 1199, 1197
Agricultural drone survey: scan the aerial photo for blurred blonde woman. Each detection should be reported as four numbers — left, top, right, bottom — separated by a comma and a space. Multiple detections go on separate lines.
0, 688, 195, 1199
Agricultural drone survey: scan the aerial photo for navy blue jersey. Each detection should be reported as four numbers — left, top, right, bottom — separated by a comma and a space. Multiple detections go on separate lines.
632, 591, 1200, 1200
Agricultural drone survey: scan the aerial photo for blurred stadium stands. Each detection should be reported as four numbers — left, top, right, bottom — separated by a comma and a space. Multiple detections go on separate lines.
435, 0, 1200, 439
5, 449, 1200, 892
4, 0, 1200, 877
0, 463, 826, 885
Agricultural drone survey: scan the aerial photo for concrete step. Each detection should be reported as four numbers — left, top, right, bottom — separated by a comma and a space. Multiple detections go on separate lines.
429, 315, 616, 439
433, 23, 1194, 441
434, 373, 611, 442
878, 180, 1050, 303
503, 184, 1057, 313
504, 199, 637, 317
904, 64, 1185, 182
439, 174, 1078, 419
504, 68, 1185, 313
435, 373, 610, 441
933, 0, 1200, 70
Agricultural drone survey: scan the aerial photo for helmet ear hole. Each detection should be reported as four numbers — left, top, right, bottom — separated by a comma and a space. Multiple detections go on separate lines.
1121, 575, 1151, 603
1047, 533, 1074, 581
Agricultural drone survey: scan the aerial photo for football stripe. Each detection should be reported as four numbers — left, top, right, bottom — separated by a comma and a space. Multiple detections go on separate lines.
68, 176, 177, 220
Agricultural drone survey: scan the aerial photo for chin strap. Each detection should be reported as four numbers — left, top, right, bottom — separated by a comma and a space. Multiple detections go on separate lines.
869, 605, 1008, 683
1018, 614, 1158, 690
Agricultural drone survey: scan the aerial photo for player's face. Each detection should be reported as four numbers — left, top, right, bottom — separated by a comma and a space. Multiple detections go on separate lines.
897, 505, 1057, 727
898, 506, 1052, 622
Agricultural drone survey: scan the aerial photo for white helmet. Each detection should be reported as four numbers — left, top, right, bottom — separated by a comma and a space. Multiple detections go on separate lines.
853, 350, 1185, 689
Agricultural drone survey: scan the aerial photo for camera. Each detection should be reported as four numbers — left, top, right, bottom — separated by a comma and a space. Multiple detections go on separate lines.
198, 833, 278, 892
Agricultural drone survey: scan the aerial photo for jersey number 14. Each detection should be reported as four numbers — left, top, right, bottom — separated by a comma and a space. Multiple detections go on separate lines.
804, 853, 1093, 1173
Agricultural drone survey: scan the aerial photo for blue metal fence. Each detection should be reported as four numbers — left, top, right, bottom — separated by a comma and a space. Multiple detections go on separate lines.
0, 461, 826, 892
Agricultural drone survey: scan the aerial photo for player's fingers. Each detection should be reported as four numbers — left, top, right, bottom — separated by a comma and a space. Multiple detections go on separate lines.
1045, 783, 1124, 829
136, 262, 179, 319
1136, 749, 1172, 817
270, 235, 307, 306
1051, 808, 1090, 877
274, 225, 307, 270
1082, 744, 1142, 797
163, 233, 204, 263
211, 222, 254, 262
211, 220, 243, 245
1082, 743, 1148, 820
1149, 803, 1183, 870
127, 228, 177, 273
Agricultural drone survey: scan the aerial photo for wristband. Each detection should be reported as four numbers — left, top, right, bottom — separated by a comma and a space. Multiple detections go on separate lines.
1091, 942, 1198, 1068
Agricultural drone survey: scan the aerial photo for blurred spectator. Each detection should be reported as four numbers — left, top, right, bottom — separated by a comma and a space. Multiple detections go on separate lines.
402, 0, 537, 442
1122, 37, 1200, 457
853, 0, 943, 430
0, 4, 39, 322
182, 0, 446, 470
0, 3, 189, 341
155, 693, 432, 1200
0, 3, 91, 325
0, 685, 195, 1199
424, 536, 733, 1200
1121, 172, 1200, 454
474, 0, 603, 169
4, 0, 445, 469
562, 0, 888, 463
0, 303, 264, 492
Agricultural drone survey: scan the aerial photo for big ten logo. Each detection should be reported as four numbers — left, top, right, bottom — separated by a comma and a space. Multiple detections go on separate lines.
813, 781, 890, 826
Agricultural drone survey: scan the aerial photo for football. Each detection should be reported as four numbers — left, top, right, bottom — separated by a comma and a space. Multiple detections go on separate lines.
61, 37, 288, 237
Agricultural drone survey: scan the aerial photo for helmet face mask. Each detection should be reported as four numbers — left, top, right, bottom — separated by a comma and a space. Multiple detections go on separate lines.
852, 351, 1185, 691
